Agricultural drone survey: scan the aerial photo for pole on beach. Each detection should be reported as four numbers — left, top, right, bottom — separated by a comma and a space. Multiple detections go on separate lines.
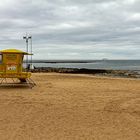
23, 34, 32, 71
30, 36, 32, 66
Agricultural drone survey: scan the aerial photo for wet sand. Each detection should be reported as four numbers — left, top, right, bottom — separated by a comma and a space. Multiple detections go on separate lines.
0, 73, 140, 140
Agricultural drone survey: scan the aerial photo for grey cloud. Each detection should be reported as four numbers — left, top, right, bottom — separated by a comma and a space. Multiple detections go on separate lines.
0, 0, 140, 59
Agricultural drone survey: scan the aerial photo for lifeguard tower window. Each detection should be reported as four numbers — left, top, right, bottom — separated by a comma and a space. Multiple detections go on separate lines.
0, 54, 2, 63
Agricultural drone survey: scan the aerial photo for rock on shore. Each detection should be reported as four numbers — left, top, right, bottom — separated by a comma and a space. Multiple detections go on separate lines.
30, 67, 140, 78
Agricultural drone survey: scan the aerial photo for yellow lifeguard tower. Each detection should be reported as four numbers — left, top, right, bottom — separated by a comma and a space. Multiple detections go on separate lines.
0, 49, 36, 87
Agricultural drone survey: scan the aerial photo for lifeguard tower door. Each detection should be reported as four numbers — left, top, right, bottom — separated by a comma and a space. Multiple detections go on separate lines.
3, 53, 23, 75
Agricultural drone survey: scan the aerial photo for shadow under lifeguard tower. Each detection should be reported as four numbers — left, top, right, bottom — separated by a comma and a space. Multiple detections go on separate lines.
0, 49, 36, 88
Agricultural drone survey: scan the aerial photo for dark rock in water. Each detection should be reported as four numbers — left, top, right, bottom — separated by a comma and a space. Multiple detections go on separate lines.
30, 67, 140, 79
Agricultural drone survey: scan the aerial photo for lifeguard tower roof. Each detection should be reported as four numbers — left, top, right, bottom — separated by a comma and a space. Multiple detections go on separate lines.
0, 49, 32, 55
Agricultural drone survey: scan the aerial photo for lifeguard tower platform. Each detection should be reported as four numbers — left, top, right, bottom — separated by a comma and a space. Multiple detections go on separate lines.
0, 49, 36, 87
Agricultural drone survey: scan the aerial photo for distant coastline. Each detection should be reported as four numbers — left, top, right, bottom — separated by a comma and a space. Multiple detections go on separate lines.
25, 60, 99, 63
24, 59, 140, 64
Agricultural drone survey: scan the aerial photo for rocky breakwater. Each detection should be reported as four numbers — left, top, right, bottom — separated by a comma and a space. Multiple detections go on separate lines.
29, 67, 140, 79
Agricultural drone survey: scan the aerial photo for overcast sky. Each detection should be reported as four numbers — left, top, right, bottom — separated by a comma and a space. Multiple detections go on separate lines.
0, 0, 140, 59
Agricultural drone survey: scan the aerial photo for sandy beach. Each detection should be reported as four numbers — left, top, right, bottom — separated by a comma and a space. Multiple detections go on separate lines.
0, 73, 140, 140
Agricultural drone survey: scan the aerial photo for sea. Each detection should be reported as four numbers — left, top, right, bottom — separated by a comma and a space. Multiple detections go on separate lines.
31, 60, 140, 71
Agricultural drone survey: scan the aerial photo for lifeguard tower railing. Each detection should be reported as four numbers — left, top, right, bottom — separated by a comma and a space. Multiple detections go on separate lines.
0, 49, 36, 87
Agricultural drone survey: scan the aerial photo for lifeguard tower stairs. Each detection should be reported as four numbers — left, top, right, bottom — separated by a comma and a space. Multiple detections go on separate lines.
0, 49, 36, 88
